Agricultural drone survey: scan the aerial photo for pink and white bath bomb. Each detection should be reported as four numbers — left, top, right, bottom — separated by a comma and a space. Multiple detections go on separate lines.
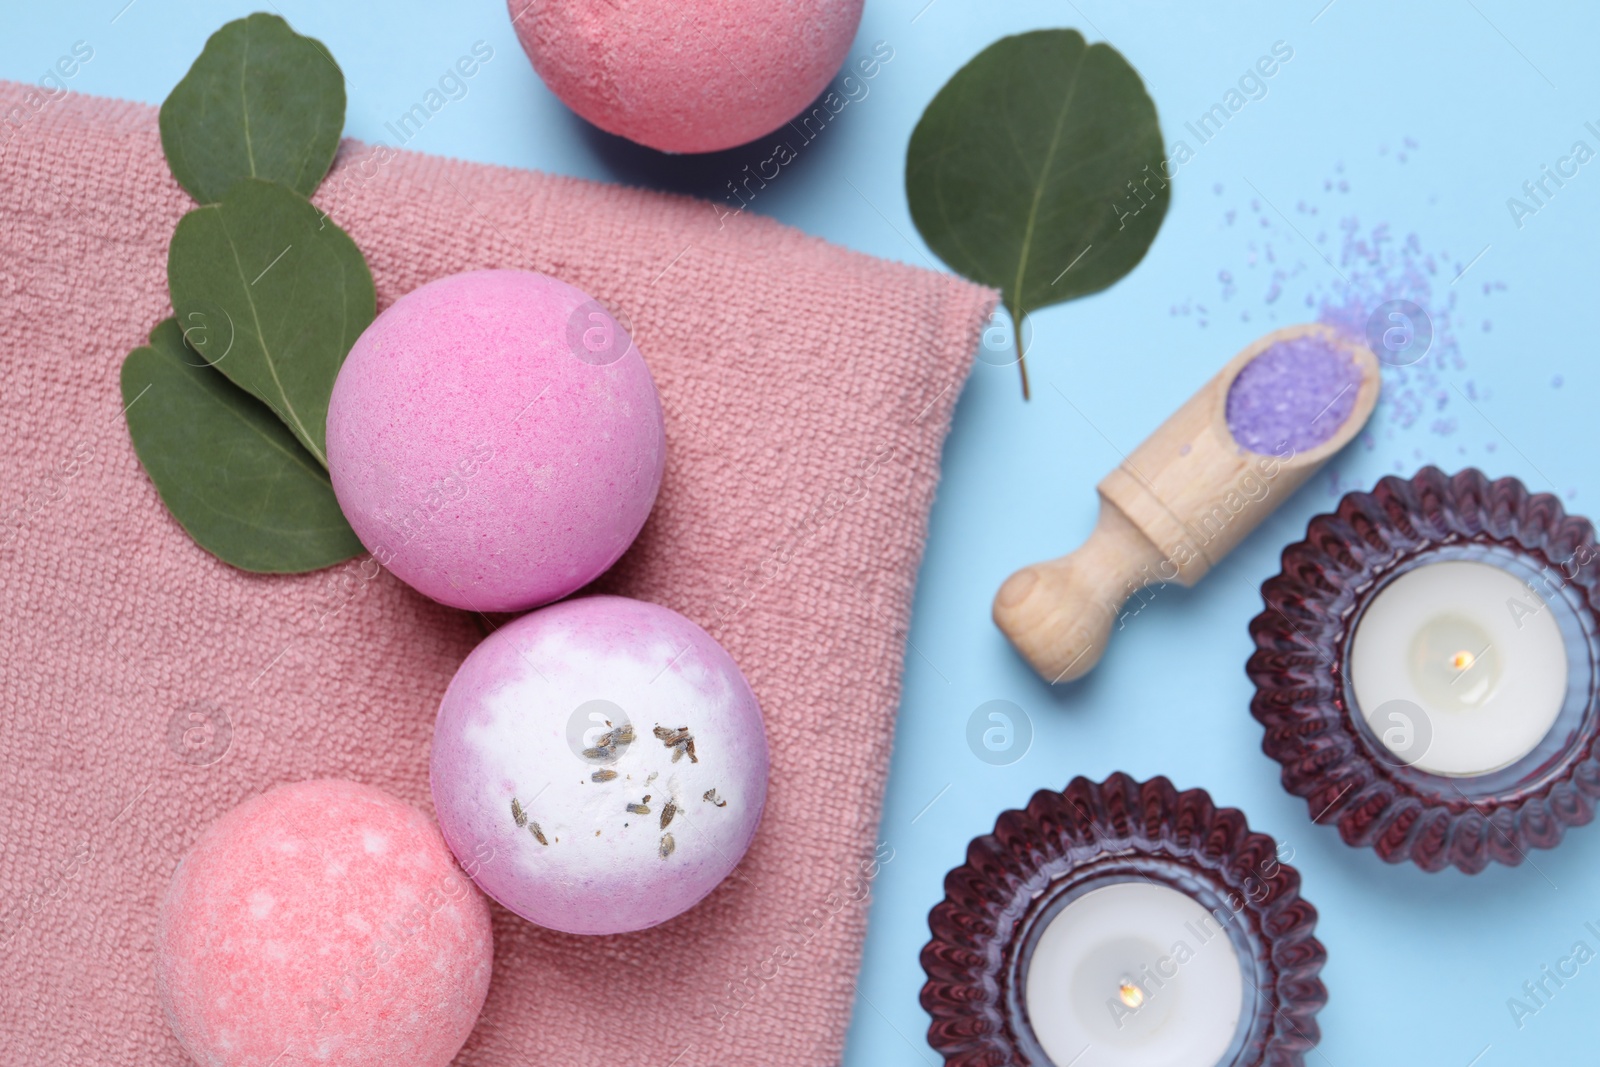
155, 779, 493, 1067
431, 594, 770, 935
510, 0, 867, 154
326, 269, 665, 612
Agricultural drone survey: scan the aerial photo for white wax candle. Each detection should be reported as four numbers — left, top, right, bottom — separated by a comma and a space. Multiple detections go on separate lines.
1349, 560, 1568, 777
1025, 882, 1244, 1067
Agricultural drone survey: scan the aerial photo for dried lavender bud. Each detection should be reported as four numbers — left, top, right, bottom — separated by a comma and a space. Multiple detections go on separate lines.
584, 721, 637, 762
703, 788, 727, 807
627, 802, 651, 815
659, 833, 676, 859
592, 769, 618, 783
511, 797, 527, 827
530, 821, 548, 846
660, 801, 676, 829
652, 724, 698, 763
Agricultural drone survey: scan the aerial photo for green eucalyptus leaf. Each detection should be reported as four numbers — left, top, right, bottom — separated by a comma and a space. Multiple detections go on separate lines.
906, 29, 1169, 397
168, 177, 375, 466
159, 11, 346, 205
122, 318, 363, 573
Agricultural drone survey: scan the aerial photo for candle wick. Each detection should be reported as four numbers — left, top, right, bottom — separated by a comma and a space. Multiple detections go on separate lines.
1447, 642, 1492, 685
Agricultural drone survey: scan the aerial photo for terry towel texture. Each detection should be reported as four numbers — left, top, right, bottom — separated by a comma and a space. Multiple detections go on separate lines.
0, 82, 996, 1066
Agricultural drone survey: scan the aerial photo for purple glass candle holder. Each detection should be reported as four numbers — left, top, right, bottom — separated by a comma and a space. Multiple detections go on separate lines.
1248, 467, 1600, 874
920, 773, 1326, 1067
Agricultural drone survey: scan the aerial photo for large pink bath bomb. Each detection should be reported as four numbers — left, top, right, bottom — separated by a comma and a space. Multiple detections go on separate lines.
327, 269, 665, 612
155, 779, 494, 1067
431, 595, 770, 934
511, 0, 867, 153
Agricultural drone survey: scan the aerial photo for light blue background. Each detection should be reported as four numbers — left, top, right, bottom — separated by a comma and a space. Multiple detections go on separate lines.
8, 1, 1599, 1063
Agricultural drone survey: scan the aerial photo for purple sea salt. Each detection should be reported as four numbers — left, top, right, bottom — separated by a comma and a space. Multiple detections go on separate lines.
1179, 142, 1495, 456
1224, 335, 1362, 454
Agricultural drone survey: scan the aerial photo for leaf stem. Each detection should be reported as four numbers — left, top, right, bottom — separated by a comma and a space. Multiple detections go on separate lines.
1013, 304, 1031, 401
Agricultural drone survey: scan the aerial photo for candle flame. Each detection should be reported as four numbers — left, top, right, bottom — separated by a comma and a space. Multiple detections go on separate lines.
1117, 981, 1145, 1010
1451, 650, 1475, 671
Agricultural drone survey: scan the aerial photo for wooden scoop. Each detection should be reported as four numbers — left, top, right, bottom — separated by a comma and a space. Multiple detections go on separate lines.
993, 323, 1381, 683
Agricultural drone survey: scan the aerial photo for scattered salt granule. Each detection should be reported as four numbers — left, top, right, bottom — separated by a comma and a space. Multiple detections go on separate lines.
1225, 334, 1362, 454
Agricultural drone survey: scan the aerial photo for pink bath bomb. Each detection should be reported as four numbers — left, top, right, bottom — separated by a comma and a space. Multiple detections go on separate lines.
511, 0, 866, 153
327, 269, 665, 612
155, 779, 493, 1067
431, 594, 769, 934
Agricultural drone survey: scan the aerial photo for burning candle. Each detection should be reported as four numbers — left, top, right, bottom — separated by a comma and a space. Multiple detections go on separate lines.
1248, 468, 1600, 872
922, 774, 1325, 1063
1349, 559, 1569, 776
1024, 881, 1244, 1067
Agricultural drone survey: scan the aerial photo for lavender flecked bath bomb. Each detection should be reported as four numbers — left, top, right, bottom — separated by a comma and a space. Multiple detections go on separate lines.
326, 269, 665, 612
431, 594, 770, 935
1224, 333, 1364, 454
155, 779, 494, 1067
510, 0, 866, 154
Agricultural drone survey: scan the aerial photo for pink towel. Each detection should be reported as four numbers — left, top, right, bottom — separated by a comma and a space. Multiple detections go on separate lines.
0, 82, 996, 1066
